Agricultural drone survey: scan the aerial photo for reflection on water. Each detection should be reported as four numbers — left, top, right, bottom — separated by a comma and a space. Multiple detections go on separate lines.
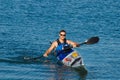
43, 59, 88, 80
73, 66, 88, 80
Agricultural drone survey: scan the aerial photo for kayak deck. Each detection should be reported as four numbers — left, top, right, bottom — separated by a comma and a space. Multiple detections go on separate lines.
62, 50, 84, 67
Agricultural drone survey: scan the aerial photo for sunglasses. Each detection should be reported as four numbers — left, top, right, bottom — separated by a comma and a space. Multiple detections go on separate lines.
60, 34, 66, 36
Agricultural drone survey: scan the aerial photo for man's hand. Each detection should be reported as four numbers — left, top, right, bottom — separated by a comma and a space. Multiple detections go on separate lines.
43, 53, 48, 57
76, 44, 80, 47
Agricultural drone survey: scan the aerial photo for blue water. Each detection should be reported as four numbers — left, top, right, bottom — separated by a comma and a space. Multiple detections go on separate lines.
0, 0, 120, 80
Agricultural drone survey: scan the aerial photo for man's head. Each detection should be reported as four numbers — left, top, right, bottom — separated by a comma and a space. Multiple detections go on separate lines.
59, 30, 66, 40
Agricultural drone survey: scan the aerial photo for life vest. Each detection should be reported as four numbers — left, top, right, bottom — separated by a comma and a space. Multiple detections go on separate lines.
55, 39, 73, 61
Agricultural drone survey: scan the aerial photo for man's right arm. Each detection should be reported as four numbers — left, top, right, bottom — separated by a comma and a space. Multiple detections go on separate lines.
43, 41, 56, 57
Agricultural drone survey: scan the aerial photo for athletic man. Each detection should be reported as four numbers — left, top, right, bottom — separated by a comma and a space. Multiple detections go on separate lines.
43, 30, 80, 60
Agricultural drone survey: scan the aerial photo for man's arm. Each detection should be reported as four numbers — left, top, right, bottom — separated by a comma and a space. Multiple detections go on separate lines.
43, 41, 56, 57
67, 40, 80, 48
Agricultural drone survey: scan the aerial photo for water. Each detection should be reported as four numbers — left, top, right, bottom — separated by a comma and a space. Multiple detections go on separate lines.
0, 0, 120, 80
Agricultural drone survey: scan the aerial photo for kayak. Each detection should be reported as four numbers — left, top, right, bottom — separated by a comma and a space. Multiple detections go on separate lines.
61, 49, 84, 68
26, 36, 99, 68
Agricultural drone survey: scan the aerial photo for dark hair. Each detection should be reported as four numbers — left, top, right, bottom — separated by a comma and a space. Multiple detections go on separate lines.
59, 30, 66, 34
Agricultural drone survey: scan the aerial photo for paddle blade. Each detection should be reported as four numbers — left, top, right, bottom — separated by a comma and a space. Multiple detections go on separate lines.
33, 55, 43, 60
85, 36, 99, 44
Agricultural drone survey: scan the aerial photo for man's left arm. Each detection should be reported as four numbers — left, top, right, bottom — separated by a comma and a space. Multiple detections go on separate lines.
67, 40, 80, 48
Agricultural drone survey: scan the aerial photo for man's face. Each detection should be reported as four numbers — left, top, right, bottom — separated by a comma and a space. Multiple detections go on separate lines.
59, 32, 66, 40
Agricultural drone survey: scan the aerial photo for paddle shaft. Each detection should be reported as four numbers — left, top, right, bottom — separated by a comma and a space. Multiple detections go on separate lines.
30, 36, 99, 60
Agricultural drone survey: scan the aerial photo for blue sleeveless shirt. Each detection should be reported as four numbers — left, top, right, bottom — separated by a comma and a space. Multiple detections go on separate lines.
55, 39, 73, 61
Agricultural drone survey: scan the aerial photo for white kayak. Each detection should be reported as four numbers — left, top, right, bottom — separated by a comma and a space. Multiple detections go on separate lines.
61, 50, 84, 67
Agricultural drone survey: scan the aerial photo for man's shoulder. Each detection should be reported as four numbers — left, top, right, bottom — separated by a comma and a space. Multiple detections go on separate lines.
66, 39, 71, 42
51, 41, 57, 47
51, 40, 57, 45
66, 39, 73, 44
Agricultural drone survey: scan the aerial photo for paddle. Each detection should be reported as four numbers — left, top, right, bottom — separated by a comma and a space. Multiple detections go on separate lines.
26, 36, 99, 60
31, 56, 43, 60
79, 36, 99, 45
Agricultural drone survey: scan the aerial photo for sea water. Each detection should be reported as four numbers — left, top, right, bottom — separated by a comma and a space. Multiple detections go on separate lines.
0, 0, 120, 80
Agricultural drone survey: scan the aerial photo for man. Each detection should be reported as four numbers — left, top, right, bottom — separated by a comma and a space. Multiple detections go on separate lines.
43, 30, 80, 60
